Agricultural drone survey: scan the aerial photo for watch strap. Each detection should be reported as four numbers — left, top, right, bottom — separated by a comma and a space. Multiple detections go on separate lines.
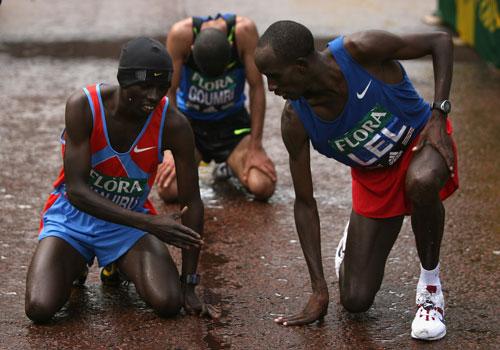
180, 273, 200, 285
431, 100, 451, 114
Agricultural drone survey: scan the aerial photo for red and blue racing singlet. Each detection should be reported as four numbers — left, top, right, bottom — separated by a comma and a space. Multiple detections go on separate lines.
50, 83, 168, 214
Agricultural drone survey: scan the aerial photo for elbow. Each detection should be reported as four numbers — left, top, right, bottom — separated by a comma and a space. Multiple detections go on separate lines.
65, 184, 87, 209
436, 31, 454, 52
428, 31, 453, 63
440, 31, 453, 45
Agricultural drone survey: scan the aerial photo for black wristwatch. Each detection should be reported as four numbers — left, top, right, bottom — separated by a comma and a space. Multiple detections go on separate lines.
180, 273, 200, 285
431, 100, 451, 115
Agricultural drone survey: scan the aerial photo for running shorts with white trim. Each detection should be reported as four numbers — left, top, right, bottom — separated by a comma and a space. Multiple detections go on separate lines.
38, 190, 150, 267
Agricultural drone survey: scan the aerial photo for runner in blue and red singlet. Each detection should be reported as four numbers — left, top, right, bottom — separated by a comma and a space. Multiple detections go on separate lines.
25, 38, 219, 323
255, 21, 458, 341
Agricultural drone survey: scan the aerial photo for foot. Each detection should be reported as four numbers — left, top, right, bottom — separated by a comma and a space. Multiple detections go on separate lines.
100, 263, 122, 286
212, 162, 233, 181
411, 285, 446, 341
335, 221, 349, 279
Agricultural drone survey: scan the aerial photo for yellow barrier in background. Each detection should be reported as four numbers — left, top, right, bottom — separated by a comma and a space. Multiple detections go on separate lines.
438, 0, 500, 67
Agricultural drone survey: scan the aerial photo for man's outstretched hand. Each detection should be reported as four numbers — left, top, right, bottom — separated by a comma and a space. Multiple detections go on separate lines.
274, 289, 329, 326
147, 207, 202, 250
242, 146, 277, 184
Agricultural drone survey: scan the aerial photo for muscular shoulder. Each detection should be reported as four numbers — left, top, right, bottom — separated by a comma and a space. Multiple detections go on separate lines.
64, 87, 94, 138
170, 17, 194, 38
167, 18, 194, 56
281, 102, 308, 156
235, 16, 257, 34
282, 102, 304, 133
66, 87, 86, 106
235, 16, 258, 51
343, 31, 373, 62
66, 87, 91, 120
344, 30, 403, 64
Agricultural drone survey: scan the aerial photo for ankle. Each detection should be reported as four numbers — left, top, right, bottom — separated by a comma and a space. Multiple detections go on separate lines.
417, 263, 441, 288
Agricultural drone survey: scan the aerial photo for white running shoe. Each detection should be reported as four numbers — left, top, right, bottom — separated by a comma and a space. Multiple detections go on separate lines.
335, 220, 349, 279
411, 285, 446, 341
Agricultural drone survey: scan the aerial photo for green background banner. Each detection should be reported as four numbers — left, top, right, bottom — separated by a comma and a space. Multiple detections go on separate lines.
438, 0, 500, 67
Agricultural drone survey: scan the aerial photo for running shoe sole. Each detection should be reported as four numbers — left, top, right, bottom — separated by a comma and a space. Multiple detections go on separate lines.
411, 329, 446, 341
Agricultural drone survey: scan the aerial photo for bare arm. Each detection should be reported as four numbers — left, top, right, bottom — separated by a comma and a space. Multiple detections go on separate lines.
345, 30, 453, 103
236, 17, 277, 181
156, 19, 195, 189
162, 105, 204, 276
346, 30, 455, 172
166, 19, 193, 107
237, 17, 266, 150
282, 102, 326, 294
274, 102, 328, 326
63, 90, 201, 249
163, 104, 214, 316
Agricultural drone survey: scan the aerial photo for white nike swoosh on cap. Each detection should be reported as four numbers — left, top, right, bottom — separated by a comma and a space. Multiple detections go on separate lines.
133, 145, 155, 153
356, 80, 372, 99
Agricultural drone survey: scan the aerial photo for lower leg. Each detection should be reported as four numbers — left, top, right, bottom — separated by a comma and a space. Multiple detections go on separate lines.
406, 145, 450, 340
411, 200, 445, 270
406, 145, 449, 271
117, 235, 182, 317
412, 201, 445, 315
339, 212, 403, 313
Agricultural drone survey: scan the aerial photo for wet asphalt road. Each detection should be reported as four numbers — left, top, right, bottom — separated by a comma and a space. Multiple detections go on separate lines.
1, 1, 499, 349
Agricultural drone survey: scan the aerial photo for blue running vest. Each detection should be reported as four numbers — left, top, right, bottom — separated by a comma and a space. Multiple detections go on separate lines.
176, 13, 247, 121
290, 36, 431, 168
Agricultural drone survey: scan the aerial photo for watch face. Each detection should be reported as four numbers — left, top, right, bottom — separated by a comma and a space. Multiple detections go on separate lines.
441, 100, 451, 113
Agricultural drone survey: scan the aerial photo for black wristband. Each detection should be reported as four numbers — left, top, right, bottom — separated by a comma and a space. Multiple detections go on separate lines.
180, 273, 200, 285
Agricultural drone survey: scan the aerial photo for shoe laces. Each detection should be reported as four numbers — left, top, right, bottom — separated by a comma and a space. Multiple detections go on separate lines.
417, 289, 433, 307
420, 299, 436, 312
416, 287, 444, 318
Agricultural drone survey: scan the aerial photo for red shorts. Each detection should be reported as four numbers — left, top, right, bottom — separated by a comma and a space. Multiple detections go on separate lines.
351, 119, 459, 218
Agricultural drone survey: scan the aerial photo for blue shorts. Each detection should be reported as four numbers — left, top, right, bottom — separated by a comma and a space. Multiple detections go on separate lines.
39, 192, 147, 267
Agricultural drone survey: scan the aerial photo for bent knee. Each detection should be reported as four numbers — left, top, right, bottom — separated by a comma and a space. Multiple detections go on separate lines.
340, 288, 375, 313
246, 169, 275, 200
406, 168, 444, 204
149, 291, 182, 318
25, 298, 57, 323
